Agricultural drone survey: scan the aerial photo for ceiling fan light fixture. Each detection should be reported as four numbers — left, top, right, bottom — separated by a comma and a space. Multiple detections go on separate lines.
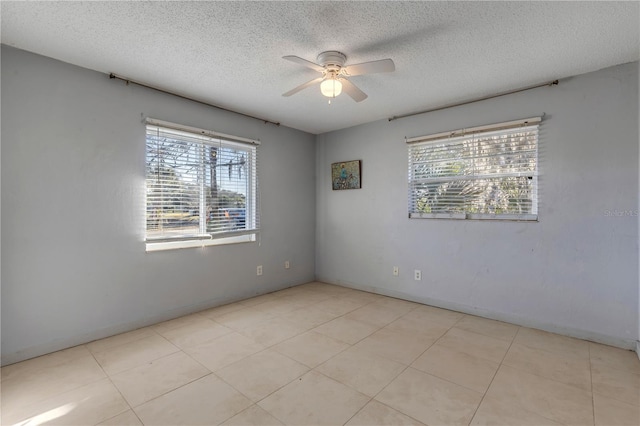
320, 78, 342, 98
282, 51, 393, 102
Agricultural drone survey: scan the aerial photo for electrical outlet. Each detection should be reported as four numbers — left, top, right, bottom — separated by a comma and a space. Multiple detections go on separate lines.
285, 261, 290, 269
414, 269, 421, 280
257, 265, 263, 276
393, 266, 399, 276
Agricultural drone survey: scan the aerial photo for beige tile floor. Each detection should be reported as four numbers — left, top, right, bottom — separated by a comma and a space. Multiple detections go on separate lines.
2, 282, 639, 426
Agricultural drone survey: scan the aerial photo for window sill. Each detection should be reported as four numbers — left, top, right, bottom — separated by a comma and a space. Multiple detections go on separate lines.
409, 213, 538, 221
146, 233, 256, 252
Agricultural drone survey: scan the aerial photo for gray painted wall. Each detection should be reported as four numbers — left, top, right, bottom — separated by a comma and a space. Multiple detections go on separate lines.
316, 61, 639, 349
1, 46, 316, 365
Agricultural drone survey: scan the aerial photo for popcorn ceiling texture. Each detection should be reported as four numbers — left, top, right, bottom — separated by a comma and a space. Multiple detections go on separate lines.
1, 1, 638, 134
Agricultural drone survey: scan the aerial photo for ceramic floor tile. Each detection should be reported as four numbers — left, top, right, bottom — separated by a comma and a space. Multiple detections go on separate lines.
3, 378, 129, 426
222, 405, 284, 425
198, 301, 248, 320
486, 365, 594, 425
593, 393, 640, 426
272, 330, 349, 368
214, 307, 276, 331
237, 316, 308, 347
590, 342, 640, 374
316, 346, 406, 397
184, 331, 264, 372
375, 367, 483, 426
403, 305, 464, 328
98, 410, 144, 426
345, 400, 426, 426
313, 297, 370, 317
455, 315, 519, 342
5, 283, 626, 426
411, 344, 499, 393
341, 290, 385, 304
437, 327, 511, 363
134, 374, 252, 425
278, 305, 339, 330
344, 302, 412, 328
470, 396, 563, 425
1, 345, 92, 382
270, 286, 312, 298
110, 351, 210, 407
237, 293, 281, 307
258, 371, 369, 426
86, 328, 156, 354
253, 295, 310, 315
313, 317, 379, 344
152, 313, 208, 334
353, 327, 436, 365
287, 282, 323, 292
384, 316, 451, 340
156, 317, 232, 349
216, 349, 309, 402
591, 363, 640, 406
305, 283, 355, 296
373, 296, 420, 311
92, 334, 179, 375
502, 343, 591, 391
1, 355, 106, 412
514, 327, 590, 360
280, 291, 333, 306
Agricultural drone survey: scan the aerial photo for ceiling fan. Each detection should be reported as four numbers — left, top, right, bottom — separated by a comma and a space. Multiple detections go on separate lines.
282, 51, 395, 102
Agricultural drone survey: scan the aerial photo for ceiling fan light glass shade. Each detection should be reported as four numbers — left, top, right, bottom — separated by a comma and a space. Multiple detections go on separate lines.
320, 78, 342, 98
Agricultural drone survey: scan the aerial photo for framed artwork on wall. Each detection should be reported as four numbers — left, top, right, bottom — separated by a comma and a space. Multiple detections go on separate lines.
331, 160, 361, 190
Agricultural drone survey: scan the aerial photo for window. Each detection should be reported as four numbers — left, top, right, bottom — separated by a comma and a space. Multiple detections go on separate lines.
407, 117, 540, 220
145, 119, 259, 251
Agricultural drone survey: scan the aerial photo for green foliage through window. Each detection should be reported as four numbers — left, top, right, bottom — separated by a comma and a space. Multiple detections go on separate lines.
146, 122, 258, 243
408, 124, 538, 219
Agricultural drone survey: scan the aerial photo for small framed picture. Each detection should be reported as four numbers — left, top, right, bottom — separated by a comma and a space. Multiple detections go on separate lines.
331, 160, 361, 190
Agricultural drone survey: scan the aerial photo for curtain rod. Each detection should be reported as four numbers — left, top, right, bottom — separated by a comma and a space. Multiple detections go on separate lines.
405, 115, 543, 145
109, 73, 280, 127
388, 79, 558, 122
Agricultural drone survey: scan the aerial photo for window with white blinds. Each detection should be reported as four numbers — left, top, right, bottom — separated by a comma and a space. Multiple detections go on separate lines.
407, 118, 540, 221
145, 119, 259, 251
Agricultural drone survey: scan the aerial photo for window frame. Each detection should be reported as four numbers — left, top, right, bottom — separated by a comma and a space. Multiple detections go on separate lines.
145, 118, 260, 251
407, 117, 540, 221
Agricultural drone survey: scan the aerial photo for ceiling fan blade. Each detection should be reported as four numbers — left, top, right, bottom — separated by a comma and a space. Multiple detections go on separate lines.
343, 59, 395, 76
282, 55, 325, 73
282, 76, 324, 97
339, 78, 368, 102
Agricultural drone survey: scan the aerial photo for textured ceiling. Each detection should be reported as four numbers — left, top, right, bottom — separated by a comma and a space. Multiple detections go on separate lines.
2, 1, 639, 134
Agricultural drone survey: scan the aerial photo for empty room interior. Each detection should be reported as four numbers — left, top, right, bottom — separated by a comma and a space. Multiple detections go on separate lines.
1, 2, 639, 426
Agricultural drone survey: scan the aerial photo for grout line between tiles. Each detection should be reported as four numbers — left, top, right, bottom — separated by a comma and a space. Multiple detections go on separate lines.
6, 283, 636, 426
466, 326, 566, 426
501, 343, 595, 394
86, 345, 140, 424
467, 326, 518, 425
131, 370, 217, 410
335, 311, 454, 426
85, 327, 163, 357
219, 359, 309, 409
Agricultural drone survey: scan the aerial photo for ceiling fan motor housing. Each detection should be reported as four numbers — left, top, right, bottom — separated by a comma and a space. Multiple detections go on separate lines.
317, 51, 347, 71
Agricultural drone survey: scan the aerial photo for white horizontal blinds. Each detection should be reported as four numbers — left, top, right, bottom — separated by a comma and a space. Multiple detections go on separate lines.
206, 137, 259, 239
408, 121, 539, 219
146, 122, 258, 242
